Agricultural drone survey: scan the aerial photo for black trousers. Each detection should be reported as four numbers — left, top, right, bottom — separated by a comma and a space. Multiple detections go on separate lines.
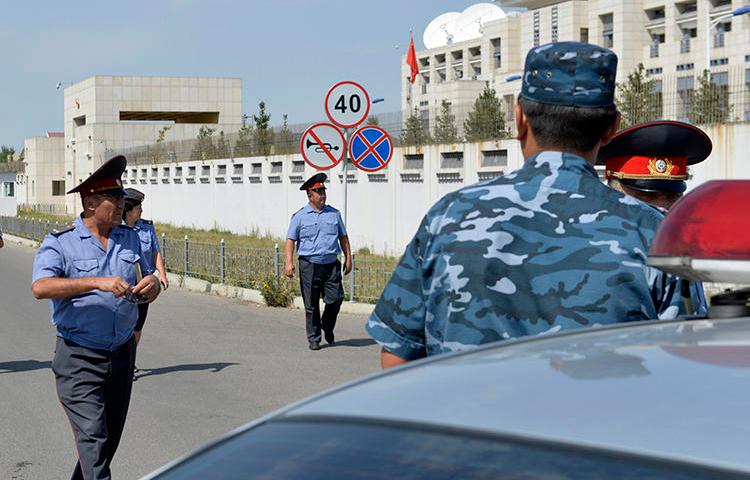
298, 258, 344, 343
52, 336, 136, 480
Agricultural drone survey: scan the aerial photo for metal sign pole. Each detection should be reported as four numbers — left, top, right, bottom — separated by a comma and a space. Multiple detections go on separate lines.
343, 128, 349, 225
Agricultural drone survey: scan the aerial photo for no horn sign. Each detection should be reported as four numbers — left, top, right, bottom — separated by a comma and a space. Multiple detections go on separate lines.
349, 126, 393, 172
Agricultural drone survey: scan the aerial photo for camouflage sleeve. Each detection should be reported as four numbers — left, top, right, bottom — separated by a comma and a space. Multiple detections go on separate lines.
366, 223, 428, 361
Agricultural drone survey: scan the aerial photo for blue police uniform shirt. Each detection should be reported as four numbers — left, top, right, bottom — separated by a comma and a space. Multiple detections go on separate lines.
132, 219, 160, 273
32, 216, 154, 351
367, 151, 687, 361
287, 204, 347, 264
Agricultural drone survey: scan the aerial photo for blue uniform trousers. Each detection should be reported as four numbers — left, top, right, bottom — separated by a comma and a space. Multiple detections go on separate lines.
298, 258, 344, 343
52, 336, 135, 480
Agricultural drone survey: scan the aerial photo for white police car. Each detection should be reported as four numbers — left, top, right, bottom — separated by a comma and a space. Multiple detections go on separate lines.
144, 180, 750, 479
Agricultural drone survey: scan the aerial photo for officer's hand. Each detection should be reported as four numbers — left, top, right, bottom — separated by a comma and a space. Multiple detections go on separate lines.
98, 276, 132, 297
285, 262, 295, 278
159, 271, 169, 290
344, 258, 352, 276
133, 274, 161, 303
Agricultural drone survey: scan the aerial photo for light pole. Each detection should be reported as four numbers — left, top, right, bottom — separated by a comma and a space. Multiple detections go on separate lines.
705, 6, 750, 79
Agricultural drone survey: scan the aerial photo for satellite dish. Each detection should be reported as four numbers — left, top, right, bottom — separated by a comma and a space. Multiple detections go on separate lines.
453, 3, 506, 43
423, 11, 460, 49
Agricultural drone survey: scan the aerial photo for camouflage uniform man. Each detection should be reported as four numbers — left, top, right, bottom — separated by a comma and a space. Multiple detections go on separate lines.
367, 42, 687, 369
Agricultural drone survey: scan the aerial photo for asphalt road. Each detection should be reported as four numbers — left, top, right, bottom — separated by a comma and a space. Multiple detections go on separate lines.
0, 240, 380, 479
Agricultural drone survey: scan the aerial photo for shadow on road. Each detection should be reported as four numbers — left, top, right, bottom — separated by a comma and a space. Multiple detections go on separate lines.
0, 359, 51, 374
136, 362, 239, 379
331, 338, 376, 348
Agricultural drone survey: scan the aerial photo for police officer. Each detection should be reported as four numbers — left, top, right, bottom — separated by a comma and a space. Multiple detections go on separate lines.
597, 120, 712, 212
31, 155, 161, 480
285, 172, 352, 350
123, 188, 168, 378
368, 42, 688, 369
598, 120, 712, 314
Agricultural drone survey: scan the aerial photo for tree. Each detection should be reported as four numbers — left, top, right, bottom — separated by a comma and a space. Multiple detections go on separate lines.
190, 126, 217, 160
365, 115, 380, 126
463, 83, 507, 141
400, 107, 431, 146
253, 101, 273, 155
0, 145, 15, 163
689, 70, 732, 125
277, 114, 295, 154
616, 63, 662, 128
152, 126, 171, 163
433, 100, 460, 144
215, 130, 230, 159
234, 125, 254, 158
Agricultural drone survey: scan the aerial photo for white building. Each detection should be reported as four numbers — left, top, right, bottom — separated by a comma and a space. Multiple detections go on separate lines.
403, 0, 750, 130
62, 75, 243, 213
19, 132, 66, 214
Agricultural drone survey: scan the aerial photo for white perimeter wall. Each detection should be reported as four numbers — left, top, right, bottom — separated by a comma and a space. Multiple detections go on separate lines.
120, 123, 750, 257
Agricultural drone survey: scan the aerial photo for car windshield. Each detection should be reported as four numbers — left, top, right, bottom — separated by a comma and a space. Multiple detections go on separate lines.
153, 418, 740, 479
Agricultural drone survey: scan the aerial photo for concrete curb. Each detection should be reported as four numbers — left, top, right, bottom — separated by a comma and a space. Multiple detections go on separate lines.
2, 233, 40, 249
166, 272, 375, 315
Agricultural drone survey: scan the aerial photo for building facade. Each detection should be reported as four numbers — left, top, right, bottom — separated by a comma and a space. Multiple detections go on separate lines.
402, 0, 750, 131
19, 133, 66, 214
62, 75, 243, 212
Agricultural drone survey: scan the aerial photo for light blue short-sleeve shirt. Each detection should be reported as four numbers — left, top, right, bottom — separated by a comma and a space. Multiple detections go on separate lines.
287, 204, 347, 264
133, 219, 160, 272
32, 217, 154, 351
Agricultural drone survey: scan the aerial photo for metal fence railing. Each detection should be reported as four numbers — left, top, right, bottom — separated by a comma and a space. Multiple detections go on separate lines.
0, 216, 395, 304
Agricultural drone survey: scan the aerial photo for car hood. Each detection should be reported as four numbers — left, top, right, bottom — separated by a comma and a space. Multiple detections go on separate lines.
287, 317, 750, 472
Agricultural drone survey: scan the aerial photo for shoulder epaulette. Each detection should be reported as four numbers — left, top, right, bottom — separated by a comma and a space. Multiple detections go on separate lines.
51, 224, 75, 236
291, 207, 304, 218
116, 223, 135, 231
140, 219, 153, 225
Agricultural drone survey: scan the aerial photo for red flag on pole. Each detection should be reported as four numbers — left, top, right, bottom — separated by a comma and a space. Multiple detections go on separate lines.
406, 35, 418, 84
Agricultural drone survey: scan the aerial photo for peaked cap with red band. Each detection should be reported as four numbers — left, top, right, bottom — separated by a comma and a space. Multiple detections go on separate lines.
300, 172, 327, 191
597, 120, 712, 194
67, 155, 128, 198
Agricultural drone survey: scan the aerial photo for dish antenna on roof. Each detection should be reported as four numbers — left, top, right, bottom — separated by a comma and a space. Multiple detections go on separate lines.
423, 12, 460, 48
453, 3, 506, 43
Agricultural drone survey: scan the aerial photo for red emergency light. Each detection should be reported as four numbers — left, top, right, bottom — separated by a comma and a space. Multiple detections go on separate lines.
648, 180, 750, 283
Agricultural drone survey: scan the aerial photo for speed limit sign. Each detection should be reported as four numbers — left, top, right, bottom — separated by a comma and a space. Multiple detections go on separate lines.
325, 81, 371, 129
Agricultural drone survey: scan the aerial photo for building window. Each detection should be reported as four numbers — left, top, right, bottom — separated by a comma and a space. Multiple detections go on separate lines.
580, 28, 589, 43
292, 160, 305, 173
251, 163, 262, 175
491, 38, 502, 69
650, 33, 665, 58
745, 68, 750, 121
677, 75, 695, 122
680, 27, 696, 53
162, 167, 170, 177
217, 164, 227, 176
551, 7, 558, 43
600, 14, 613, 48
440, 152, 463, 169
533, 12, 540, 47
4, 181, 15, 197
151, 167, 158, 177
51, 180, 66, 196
233, 164, 244, 176
201, 166, 210, 176
403, 154, 424, 170
271, 161, 283, 174
188, 166, 196, 177
73, 115, 86, 127
714, 21, 731, 48
175, 166, 182, 177
482, 150, 508, 168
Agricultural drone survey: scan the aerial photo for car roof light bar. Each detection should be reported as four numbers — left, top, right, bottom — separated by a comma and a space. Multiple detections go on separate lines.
648, 180, 750, 283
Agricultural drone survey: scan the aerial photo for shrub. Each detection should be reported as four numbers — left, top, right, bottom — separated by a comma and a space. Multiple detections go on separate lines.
259, 274, 295, 307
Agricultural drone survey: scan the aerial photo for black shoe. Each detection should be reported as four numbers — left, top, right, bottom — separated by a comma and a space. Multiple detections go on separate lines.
309, 341, 321, 351
324, 333, 335, 346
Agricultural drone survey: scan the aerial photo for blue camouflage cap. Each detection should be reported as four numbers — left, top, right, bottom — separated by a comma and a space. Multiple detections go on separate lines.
521, 41, 618, 108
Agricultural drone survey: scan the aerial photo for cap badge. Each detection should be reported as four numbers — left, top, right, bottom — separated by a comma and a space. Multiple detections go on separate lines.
648, 157, 674, 177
